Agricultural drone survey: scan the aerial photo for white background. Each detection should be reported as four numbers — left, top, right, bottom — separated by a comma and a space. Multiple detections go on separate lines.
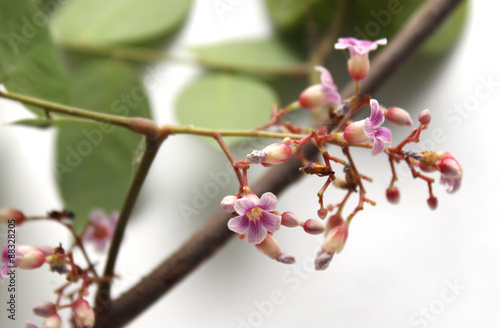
1, 0, 499, 327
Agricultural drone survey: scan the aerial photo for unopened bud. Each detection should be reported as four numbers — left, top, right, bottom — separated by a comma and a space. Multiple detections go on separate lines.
418, 109, 431, 125
255, 235, 295, 264
261, 143, 292, 166
1, 245, 46, 273
438, 158, 461, 178
385, 107, 413, 126
427, 196, 438, 210
303, 219, 325, 235
33, 302, 57, 318
73, 298, 95, 328
281, 212, 301, 227
299, 84, 330, 110
348, 54, 370, 81
283, 137, 292, 146
386, 186, 400, 204
317, 208, 328, 220
220, 195, 238, 213
325, 214, 344, 234
42, 314, 62, 328
0, 208, 27, 225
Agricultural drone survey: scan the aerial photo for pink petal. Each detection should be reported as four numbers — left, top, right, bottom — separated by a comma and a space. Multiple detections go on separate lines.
369, 99, 384, 127
334, 37, 357, 50
260, 211, 281, 233
363, 119, 375, 139
247, 220, 267, 244
89, 210, 107, 225
234, 198, 256, 215
257, 192, 277, 211
375, 127, 392, 144
371, 138, 385, 156
315, 66, 335, 89
227, 215, 250, 234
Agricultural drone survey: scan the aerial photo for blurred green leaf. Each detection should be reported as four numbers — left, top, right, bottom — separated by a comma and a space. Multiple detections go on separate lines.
51, 0, 192, 45
56, 60, 151, 232
0, 0, 69, 114
192, 38, 303, 74
176, 74, 278, 147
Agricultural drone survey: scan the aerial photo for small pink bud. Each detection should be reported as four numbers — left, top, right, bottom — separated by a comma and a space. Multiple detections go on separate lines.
0, 208, 27, 225
303, 219, 325, 235
299, 84, 330, 110
347, 54, 370, 81
343, 120, 370, 144
1, 245, 46, 274
33, 302, 57, 317
427, 196, 438, 210
438, 158, 461, 178
418, 109, 431, 125
220, 195, 238, 213
386, 186, 400, 204
325, 214, 344, 234
73, 298, 95, 328
281, 212, 301, 227
42, 314, 61, 328
322, 224, 349, 254
385, 107, 413, 126
261, 143, 292, 165
283, 137, 292, 146
317, 208, 328, 220
255, 235, 295, 264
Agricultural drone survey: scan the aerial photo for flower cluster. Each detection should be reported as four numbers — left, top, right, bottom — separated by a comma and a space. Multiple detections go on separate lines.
221, 37, 463, 270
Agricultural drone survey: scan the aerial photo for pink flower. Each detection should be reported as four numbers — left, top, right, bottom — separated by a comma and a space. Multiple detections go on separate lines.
335, 37, 387, 81
1, 245, 46, 278
299, 66, 341, 109
227, 192, 281, 244
82, 210, 118, 252
343, 99, 392, 155
437, 152, 463, 193
73, 298, 95, 328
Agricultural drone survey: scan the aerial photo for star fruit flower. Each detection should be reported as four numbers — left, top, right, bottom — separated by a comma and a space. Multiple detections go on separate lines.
334, 37, 387, 81
227, 192, 281, 244
343, 99, 392, 155
299, 66, 341, 110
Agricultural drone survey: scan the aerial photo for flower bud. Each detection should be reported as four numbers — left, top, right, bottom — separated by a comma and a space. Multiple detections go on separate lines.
317, 208, 328, 220
299, 84, 330, 110
0, 208, 27, 225
281, 212, 301, 227
42, 314, 62, 328
418, 109, 431, 125
315, 223, 349, 270
386, 186, 400, 204
255, 235, 295, 264
325, 214, 344, 234
438, 158, 461, 178
427, 196, 438, 210
1, 245, 46, 278
343, 120, 370, 144
220, 195, 238, 213
261, 143, 292, 166
33, 302, 57, 318
73, 298, 95, 328
303, 219, 325, 235
385, 107, 413, 126
283, 137, 292, 146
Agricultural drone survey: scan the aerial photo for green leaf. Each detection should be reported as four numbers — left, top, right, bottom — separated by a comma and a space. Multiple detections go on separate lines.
0, 0, 69, 114
176, 74, 278, 147
192, 38, 303, 75
51, 0, 192, 45
56, 60, 152, 232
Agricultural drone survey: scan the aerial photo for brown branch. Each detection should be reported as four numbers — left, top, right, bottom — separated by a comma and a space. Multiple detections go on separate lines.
93, 0, 465, 326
